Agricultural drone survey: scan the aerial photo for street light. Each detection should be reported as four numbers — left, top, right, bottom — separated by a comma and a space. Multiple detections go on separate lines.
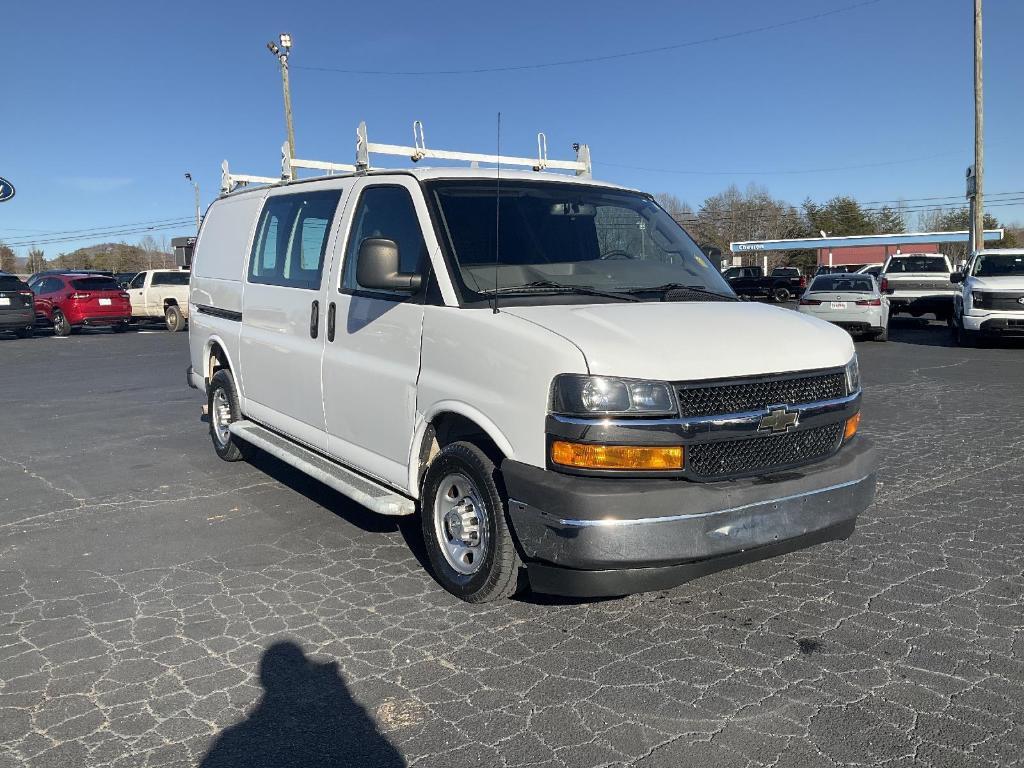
184, 173, 201, 233
267, 33, 296, 162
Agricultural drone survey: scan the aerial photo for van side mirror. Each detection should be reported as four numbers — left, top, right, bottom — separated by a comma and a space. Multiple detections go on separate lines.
356, 238, 422, 292
950, 271, 965, 284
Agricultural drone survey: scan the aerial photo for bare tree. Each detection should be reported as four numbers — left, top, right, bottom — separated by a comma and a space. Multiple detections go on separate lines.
26, 246, 46, 274
0, 242, 15, 273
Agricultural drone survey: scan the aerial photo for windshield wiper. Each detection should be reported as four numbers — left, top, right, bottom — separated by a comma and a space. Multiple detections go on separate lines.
625, 283, 739, 301
484, 281, 642, 302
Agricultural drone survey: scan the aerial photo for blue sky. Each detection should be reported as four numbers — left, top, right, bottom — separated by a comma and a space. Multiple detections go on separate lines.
1, 0, 1022, 258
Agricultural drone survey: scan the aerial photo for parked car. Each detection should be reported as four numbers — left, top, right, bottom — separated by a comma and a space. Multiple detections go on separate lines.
722, 265, 806, 302
31, 273, 132, 336
950, 248, 1024, 346
125, 269, 190, 331
187, 165, 875, 603
798, 273, 889, 341
0, 272, 36, 338
855, 263, 884, 280
881, 253, 955, 321
814, 264, 863, 277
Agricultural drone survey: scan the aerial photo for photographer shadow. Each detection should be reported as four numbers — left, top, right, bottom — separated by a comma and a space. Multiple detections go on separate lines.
200, 641, 405, 768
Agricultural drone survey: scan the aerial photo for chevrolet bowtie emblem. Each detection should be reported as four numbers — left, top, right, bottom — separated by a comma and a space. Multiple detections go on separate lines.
758, 408, 799, 433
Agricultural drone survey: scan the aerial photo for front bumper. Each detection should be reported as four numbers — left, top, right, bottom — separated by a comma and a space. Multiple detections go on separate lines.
963, 312, 1024, 335
503, 438, 876, 597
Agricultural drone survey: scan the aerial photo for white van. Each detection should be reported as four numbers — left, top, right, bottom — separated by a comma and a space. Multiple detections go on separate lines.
187, 163, 876, 602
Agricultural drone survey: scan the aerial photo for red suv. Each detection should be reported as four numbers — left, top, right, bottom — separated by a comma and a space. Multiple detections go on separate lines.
31, 273, 132, 336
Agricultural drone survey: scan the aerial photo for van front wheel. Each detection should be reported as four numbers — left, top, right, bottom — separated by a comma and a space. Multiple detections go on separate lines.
208, 369, 246, 461
421, 442, 523, 603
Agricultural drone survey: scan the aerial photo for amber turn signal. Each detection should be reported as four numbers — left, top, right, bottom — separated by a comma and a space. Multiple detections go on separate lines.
844, 412, 861, 441
550, 441, 683, 471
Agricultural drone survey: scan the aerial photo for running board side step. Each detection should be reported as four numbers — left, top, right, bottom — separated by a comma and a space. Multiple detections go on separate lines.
229, 421, 416, 516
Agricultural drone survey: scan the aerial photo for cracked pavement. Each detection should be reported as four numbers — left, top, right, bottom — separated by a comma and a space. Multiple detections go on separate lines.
0, 320, 1022, 767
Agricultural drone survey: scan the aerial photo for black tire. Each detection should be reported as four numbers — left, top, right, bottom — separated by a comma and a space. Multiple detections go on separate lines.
952, 314, 976, 347
111, 321, 129, 333
165, 304, 185, 332
421, 441, 523, 603
872, 326, 888, 342
772, 286, 792, 303
13, 327, 33, 339
52, 310, 71, 337
208, 369, 247, 462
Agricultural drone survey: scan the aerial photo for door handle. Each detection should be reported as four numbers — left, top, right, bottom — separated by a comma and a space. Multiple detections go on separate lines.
310, 300, 319, 338
327, 302, 336, 342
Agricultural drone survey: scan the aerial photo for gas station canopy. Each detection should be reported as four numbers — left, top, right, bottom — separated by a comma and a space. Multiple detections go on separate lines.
731, 229, 1004, 253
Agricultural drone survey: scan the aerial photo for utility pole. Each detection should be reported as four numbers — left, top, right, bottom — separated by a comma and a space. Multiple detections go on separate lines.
184, 173, 201, 233
267, 34, 296, 163
972, 0, 985, 254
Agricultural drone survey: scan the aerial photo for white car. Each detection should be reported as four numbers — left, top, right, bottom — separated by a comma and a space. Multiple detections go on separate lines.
951, 248, 1024, 346
798, 273, 889, 341
186, 157, 876, 602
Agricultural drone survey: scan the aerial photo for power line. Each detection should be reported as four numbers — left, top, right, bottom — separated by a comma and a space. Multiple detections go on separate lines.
5, 220, 195, 248
0, 215, 194, 241
295, 0, 885, 76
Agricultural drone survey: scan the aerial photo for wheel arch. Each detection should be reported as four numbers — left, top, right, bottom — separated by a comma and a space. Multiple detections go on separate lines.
409, 404, 516, 498
203, 335, 237, 383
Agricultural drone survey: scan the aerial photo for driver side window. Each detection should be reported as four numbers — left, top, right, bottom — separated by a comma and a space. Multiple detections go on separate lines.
341, 185, 427, 294
128, 273, 146, 290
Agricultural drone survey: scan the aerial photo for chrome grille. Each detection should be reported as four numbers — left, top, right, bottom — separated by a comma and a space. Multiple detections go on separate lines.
676, 371, 846, 418
688, 423, 843, 479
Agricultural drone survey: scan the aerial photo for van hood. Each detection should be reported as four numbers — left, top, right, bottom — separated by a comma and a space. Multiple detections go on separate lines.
501, 301, 855, 381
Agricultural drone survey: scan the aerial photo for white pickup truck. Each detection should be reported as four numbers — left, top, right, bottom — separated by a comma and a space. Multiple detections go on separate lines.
951, 248, 1024, 346
186, 143, 876, 602
880, 253, 955, 321
126, 269, 190, 331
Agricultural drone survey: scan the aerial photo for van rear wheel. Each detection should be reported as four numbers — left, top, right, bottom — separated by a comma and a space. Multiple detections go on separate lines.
421, 442, 523, 603
208, 369, 246, 461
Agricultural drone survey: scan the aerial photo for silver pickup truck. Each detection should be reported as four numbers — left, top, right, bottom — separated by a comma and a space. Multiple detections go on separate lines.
125, 269, 190, 331
881, 253, 955, 322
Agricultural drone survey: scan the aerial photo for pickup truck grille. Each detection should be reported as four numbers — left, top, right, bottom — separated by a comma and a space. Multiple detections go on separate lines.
688, 422, 843, 479
676, 371, 847, 418
974, 292, 1024, 311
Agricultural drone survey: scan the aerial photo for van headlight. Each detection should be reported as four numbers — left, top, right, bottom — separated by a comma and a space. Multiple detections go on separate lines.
844, 355, 860, 394
550, 374, 677, 417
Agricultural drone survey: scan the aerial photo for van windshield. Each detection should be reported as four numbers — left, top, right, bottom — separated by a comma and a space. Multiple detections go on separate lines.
428, 180, 733, 302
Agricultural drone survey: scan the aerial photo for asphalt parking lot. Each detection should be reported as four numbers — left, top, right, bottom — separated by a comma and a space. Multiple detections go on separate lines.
1, 319, 1022, 768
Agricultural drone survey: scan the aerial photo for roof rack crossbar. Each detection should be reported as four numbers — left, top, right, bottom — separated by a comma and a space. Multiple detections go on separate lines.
221, 120, 593, 194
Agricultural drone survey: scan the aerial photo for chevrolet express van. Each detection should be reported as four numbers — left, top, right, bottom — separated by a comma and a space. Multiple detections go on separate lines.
187, 167, 876, 602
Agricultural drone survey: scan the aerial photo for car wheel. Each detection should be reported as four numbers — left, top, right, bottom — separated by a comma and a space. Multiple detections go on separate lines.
873, 326, 888, 342
52, 310, 71, 337
13, 327, 33, 339
773, 286, 791, 303
111, 321, 129, 333
165, 305, 185, 332
954, 317, 976, 347
421, 441, 524, 603
208, 369, 247, 462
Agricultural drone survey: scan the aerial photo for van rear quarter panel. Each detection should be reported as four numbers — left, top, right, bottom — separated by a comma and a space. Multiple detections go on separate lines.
189, 191, 267, 392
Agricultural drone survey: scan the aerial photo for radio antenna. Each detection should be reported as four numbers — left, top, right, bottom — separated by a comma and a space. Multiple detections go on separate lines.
492, 112, 501, 314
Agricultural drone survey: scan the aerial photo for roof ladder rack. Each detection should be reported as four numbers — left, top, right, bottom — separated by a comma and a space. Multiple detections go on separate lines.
355, 120, 592, 177
220, 120, 593, 194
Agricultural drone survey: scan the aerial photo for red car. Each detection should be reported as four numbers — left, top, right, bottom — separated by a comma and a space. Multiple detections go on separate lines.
31, 273, 132, 336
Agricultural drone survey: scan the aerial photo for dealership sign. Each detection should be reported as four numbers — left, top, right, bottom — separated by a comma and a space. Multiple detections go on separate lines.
734, 243, 766, 251
0, 177, 14, 203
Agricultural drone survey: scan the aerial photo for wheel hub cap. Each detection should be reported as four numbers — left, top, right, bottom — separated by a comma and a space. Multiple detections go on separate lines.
433, 473, 488, 576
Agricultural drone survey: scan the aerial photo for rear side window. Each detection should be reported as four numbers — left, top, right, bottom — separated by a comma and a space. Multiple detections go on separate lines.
151, 271, 190, 286
71, 277, 121, 291
810, 276, 874, 292
249, 190, 342, 289
342, 186, 427, 293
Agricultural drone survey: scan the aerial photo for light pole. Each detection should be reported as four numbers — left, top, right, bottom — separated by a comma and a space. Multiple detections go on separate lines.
972, 0, 985, 254
267, 33, 296, 163
184, 173, 200, 233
